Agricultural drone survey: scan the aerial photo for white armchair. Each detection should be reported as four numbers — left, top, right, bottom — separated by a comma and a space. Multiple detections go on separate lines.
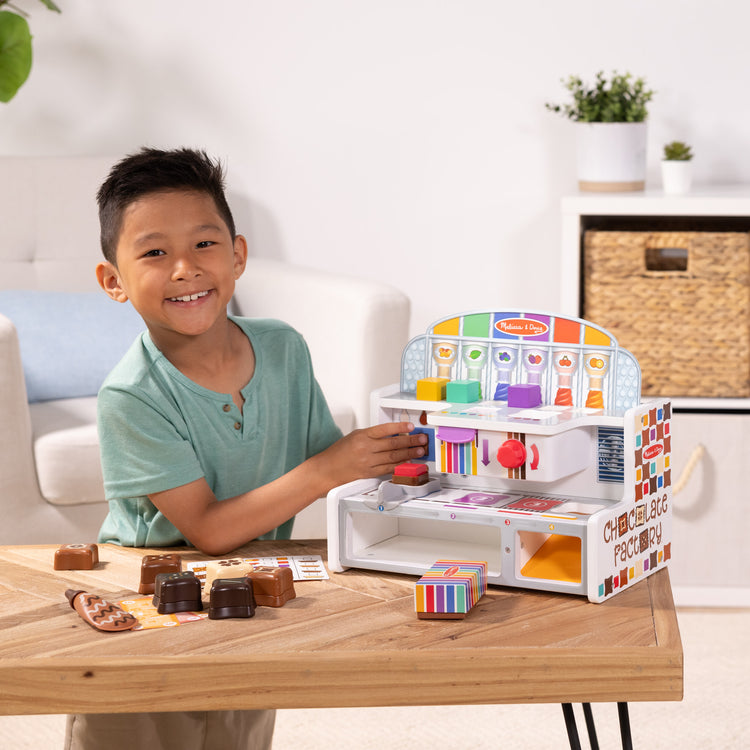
0, 157, 409, 544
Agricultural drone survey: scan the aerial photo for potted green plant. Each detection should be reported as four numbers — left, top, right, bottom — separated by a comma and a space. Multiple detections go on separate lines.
546, 71, 654, 192
0, 0, 60, 103
661, 140, 693, 195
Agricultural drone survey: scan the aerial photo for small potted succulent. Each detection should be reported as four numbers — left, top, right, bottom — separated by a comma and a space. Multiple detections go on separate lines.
0, 0, 60, 103
546, 71, 655, 192
661, 141, 694, 195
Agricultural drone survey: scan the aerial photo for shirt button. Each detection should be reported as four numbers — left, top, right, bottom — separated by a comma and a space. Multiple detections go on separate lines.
223, 404, 231, 412
234, 422, 241, 430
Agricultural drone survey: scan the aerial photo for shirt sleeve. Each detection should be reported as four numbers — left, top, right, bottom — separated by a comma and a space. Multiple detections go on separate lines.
97, 383, 205, 501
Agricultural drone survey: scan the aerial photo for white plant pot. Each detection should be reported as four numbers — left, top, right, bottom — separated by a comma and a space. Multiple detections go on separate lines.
576, 122, 647, 192
661, 160, 693, 195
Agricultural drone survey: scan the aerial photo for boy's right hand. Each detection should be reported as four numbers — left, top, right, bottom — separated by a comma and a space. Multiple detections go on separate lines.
317, 422, 429, 488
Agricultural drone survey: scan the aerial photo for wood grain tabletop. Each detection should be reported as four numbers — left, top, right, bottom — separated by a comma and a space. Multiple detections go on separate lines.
0, 540, 683, 715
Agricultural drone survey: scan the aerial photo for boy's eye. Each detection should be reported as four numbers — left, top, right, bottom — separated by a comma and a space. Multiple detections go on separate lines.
143, 249, 165, 258
196, 240, 215, 249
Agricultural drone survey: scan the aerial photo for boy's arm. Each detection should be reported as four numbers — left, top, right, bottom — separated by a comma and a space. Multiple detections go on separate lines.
149, 421, 428, 556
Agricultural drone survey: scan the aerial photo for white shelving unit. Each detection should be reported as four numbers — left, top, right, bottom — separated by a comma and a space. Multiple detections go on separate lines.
561, 187, 750, 606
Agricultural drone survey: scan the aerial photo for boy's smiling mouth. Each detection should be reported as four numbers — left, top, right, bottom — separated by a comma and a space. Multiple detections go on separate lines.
167, 290, 211, 303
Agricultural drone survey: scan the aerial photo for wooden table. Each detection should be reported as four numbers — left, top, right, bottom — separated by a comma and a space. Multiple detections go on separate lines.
0, 540, 683, 716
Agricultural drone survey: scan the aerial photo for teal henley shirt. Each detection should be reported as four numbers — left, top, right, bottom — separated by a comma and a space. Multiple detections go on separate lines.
97, 316, 343, 548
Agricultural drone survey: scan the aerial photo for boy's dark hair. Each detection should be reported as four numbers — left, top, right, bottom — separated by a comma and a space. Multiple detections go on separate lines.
97, 147, 236, 265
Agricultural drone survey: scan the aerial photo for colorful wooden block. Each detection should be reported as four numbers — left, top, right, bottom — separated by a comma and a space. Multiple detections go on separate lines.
508, 383, 542, 408
416, 377, 449, 401
446, 379, 481, 403
415, 560, 487, 619
54, 544, 99, 570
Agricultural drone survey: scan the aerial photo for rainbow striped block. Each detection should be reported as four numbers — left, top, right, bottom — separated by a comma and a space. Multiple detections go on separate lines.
415, 560, 487, 619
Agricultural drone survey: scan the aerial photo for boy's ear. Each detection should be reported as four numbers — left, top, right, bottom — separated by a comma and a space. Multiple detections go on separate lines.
96, 261, 129, 303
233, 234, 248, 279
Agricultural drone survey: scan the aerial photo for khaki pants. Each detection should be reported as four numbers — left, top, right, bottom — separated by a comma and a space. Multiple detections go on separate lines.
65, 710, 276, 750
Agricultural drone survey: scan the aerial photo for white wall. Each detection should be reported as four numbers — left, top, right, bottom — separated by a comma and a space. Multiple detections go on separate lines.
2, 0, 749, 338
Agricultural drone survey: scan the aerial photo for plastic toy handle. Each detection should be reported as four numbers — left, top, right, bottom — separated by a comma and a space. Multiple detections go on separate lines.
496, 439, 526, 469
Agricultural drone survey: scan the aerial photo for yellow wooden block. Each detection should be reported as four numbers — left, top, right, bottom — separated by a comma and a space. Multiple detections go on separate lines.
416, 377, 450, 401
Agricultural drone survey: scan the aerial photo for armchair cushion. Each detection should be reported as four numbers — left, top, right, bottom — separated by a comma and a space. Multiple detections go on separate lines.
30, 397, 104, 506
0, 290, 144, 402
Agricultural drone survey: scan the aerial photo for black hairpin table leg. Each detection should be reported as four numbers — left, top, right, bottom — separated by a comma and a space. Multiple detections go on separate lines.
562, 703, 582, 750
618, 703, 633, 750
562, 703, 631, 750
583, 703, 600, 749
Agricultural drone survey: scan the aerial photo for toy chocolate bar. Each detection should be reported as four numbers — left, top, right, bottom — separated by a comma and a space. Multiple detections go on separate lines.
245, 566, 295, 607
152, 571, 203, 615
392, 462, 429, 486
209, 578, 256, 619
139, 553, 182, 594
65, 589, 138, 632
54, 544, 99, 570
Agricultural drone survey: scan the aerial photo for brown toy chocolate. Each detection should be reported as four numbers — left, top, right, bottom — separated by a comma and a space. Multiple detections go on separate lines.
54, 544, 99, 570
65, 589, 138, 632
245, 566, 296, 607
152, 571, 203, 615
208, 578, 256, 619
139, 553, 182, 594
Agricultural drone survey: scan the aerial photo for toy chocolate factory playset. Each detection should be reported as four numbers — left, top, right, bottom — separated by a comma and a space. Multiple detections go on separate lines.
328, 310, 672, 605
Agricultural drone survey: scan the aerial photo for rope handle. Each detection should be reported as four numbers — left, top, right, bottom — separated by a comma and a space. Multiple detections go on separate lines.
672, 443, 706, 496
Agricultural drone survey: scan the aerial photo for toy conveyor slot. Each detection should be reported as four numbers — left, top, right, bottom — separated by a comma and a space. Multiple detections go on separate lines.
341, 499, 503, 578
518, 530, 583, 584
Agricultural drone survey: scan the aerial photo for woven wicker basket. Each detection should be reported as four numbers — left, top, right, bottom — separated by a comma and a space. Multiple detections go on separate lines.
583, 230, 750, 397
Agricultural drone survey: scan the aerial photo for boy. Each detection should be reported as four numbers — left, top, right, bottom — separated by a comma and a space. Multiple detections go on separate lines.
65, 148, 426, 750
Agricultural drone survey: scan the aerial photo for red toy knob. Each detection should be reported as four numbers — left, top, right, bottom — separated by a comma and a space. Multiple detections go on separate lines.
497, 439, 526, 469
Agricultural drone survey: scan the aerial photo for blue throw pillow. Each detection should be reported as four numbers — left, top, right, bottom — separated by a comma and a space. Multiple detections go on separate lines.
0, 290, 145, 402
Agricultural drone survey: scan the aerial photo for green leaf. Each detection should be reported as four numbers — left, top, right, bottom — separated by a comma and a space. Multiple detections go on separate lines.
546, 70, 654, 123
0, 11, 32, 103
37, 0, 62, 13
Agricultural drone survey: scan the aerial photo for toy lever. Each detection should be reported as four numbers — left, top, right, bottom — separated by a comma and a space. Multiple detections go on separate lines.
432, 341, 457, 379
492, 345, 517, 402
553, 350, 578, 406
364, 476, 442, 511
584, 352, 610, 409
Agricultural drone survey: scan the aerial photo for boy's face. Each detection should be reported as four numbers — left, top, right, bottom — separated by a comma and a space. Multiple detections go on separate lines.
97, 189, 247, 344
